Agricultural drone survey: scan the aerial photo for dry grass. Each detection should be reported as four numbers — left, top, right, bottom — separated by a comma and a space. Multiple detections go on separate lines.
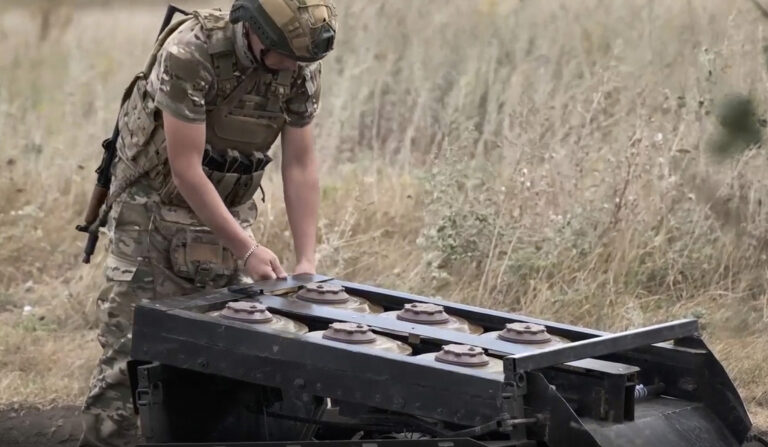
1, 0, 767, 431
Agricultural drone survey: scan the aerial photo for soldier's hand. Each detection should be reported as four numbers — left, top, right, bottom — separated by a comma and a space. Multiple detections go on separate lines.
244, 245, 288, 280
294, 260, 316, 276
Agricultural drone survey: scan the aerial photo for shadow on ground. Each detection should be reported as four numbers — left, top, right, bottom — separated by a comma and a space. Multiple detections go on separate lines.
0, 405, 83, 447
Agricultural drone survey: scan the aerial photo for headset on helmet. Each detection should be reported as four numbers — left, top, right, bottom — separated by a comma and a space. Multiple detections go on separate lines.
230, 0, 337, 63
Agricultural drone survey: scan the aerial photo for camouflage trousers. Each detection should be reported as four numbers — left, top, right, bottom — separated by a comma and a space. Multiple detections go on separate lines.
78, 263, 176, 447
79, 181, 257, 447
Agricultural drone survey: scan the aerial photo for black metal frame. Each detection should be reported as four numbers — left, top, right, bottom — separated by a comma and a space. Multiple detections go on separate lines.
132, 299, 507, 426
140, 440, 497, 447
130, 275, 753, 447
504, 319, 699, 372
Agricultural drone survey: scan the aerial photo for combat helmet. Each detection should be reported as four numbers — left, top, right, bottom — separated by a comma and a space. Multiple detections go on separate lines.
230, 0, 337, 63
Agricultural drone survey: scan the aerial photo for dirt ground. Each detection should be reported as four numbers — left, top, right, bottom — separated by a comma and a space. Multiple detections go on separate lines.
1, 0, 768, 445
0, 405, 86, 447
0, 405, 77, 447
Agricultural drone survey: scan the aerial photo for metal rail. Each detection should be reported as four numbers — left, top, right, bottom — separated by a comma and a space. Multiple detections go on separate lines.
505, 319, 700, 372
139, 440, 499, 447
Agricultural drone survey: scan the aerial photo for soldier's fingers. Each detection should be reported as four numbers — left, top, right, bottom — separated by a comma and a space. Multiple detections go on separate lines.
257, 269, 277, 280
270, 257, 288, 279
251, 264, 277, 280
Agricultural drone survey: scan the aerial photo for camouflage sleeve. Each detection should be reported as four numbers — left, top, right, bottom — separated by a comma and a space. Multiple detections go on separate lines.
152, 22, 215, 123
284, 62, 322, 128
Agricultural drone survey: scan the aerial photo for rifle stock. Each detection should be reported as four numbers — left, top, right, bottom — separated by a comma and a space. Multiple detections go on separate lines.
80, 184, 109, 229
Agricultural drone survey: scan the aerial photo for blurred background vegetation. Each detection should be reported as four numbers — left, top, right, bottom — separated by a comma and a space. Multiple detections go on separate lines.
0, 0, 767, 428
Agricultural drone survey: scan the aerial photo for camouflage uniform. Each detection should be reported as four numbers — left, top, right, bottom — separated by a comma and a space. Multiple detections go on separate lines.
79, 9, 322, 447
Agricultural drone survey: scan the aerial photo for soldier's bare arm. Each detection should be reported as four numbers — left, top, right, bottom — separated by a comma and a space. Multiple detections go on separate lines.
281, 123, 319, 274
164, 112, 288, 280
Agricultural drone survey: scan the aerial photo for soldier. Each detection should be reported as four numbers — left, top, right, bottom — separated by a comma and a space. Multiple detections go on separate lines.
78, 0, 337, 445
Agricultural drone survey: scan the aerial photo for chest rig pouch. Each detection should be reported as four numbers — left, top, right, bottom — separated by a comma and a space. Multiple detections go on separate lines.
158, 143, 273, 208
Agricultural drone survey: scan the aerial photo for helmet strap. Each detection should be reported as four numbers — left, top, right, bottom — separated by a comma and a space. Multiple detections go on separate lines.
259, 48, 270, 65
238, 22, 258, 67
259, 49, 283, 75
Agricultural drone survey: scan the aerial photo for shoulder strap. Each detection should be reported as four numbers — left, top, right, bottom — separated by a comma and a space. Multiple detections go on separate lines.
140, 15, 196, 79
96, 9, 197, 224
193, 8, 229, 31
266, 70, 294, 113
193, 9, 238, 104
112, 13, 196, 109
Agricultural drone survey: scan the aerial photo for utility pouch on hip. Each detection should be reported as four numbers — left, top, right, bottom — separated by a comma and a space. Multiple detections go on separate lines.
169, 228, 237, 289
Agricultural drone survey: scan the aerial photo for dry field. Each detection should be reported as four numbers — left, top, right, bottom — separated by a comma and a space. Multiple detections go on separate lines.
1, 0, 767, 433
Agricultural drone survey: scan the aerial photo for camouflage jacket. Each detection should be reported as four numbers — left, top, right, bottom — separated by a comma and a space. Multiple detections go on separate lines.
103, 9, 322, 283
111, 9, 322, 210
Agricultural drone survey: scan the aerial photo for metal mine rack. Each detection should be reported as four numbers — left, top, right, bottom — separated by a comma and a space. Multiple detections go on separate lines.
129, 274, 766, 447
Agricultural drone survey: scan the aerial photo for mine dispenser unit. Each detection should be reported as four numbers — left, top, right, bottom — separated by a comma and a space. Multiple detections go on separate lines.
129, 275, 766, 447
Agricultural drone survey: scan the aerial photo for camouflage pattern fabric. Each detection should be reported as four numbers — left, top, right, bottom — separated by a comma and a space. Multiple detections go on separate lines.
80, 8, 324, 446
78, 269, 154, 447
79, 180, 256, 447
146, 16, 322, 126
147, 18, 215, 123
110, 11, 322, 211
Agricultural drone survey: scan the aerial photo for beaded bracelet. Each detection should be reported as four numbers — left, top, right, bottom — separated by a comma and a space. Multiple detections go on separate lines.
242, 242, 260, 267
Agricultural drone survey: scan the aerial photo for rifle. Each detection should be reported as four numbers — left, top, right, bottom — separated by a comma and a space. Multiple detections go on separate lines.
76, 4, 189, 264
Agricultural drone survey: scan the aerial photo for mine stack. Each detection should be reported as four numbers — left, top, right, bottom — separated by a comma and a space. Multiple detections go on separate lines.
128, 275, 767, 447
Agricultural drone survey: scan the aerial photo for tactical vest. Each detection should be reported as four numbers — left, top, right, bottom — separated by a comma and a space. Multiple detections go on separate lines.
111, 9, 295, 209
